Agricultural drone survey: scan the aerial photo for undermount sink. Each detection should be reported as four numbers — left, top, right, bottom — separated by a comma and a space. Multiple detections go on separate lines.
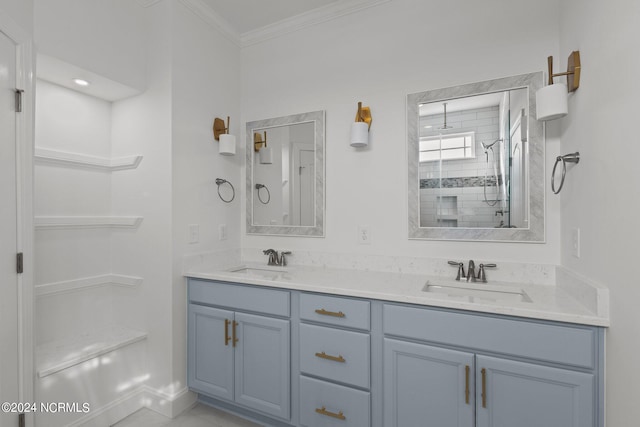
227, 266, 287, 279
422, 280, 532, 303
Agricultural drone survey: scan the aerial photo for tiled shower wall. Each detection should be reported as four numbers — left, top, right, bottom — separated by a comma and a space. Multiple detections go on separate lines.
419, 106, 506, 228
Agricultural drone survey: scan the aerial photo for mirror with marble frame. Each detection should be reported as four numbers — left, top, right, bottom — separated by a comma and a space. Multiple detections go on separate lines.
246, 111, 325, 237
407, 72, 544, 242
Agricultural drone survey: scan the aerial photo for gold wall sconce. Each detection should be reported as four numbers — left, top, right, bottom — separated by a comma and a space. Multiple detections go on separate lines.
351, 101, 372, 147
536, 51, 581, 121
253, 131, 272, 164
213, 116, 236, 155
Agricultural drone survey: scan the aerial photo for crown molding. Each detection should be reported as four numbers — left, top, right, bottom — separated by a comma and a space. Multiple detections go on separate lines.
176, 0, 390, 48
241, 0, 391, 47
178, 0, 241, 47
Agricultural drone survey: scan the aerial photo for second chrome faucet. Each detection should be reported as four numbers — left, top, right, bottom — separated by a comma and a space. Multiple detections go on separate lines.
263, 249, 292, 267
448, 260, 496, 283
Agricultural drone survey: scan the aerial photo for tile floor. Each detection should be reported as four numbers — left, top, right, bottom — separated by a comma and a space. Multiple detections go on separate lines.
112, 403, 261, 427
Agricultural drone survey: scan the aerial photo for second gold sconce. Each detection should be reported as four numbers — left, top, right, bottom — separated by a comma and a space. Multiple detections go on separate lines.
213, 116, 236, 155
351, 101, 372, 147
253, 131, 272, 164
536, 51, 581, 121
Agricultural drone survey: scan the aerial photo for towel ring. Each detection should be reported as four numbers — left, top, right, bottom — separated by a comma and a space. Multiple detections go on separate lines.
551, 152, 580, 194
215, 178, 235, 203
255, 183, 271, 204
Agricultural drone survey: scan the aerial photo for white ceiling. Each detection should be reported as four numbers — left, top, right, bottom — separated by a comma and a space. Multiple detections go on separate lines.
201, 0, 343, 34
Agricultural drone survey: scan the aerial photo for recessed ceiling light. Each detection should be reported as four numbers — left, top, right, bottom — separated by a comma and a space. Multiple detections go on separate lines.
73, 78, 90, 87
424, 125, 433, 129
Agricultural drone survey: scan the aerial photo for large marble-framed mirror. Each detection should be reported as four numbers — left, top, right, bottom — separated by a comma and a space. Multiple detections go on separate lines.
408, 72, 544, 242
246, 111, 325, 237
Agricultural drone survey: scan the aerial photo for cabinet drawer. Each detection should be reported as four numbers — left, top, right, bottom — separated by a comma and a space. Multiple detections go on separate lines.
189, 279, 290, 317
383, 304, 596, 369
299, 376, 370, 427
300, 293, 370, 330
300, 323, 370, 389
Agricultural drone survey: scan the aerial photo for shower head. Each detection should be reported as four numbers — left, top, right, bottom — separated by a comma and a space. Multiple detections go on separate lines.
437, 103, 454, 130
481, 138, 502, 151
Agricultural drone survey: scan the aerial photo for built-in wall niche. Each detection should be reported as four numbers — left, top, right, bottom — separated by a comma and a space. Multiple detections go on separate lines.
33, 66, 147, 403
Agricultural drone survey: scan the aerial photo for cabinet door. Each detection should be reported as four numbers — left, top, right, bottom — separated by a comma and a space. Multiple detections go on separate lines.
188, 305, 234, 400
476, 355, 594, 427
384, 338, 474, 427
234, 312, 291, 420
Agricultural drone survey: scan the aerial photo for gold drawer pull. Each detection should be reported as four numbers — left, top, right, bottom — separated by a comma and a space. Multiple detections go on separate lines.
481, 368, 487, 408
315, 308, 345, 318
232, 320, 239, 348
224, 319, 231, 346
315, 351, 346, 363
315, 406, 346, 420
465, 365, 470, 405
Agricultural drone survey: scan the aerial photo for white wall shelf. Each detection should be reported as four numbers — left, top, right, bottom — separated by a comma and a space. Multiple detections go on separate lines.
35, 274, 143, 297
35, 147, 143, 171
37, 326, 148, 378
35, 216, 143, 229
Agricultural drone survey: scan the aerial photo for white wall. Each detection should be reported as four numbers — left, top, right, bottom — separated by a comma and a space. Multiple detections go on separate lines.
34, 0, 146, 92
170, 0, 241, 396
109, 0, 174, 397
241, 0, 562, 265
558, 1, 640, 424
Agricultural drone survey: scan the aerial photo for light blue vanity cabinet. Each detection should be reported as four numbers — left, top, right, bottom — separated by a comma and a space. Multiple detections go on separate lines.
186, 278, 604, 427
298, 293, 372, 427
188, 280, 291, 421
383, 303, 603, 427
384, 339, 474, 426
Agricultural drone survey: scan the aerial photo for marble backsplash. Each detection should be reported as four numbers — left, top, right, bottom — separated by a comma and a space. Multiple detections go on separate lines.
239, 248, 556, 285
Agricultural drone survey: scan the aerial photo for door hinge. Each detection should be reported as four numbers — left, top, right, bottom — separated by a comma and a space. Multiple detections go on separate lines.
15, 89, 24, 113
17, 252, 23, 274
19, 413, 25, 427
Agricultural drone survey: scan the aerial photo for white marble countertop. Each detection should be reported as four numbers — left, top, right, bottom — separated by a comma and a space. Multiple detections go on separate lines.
184, 263, 609, 327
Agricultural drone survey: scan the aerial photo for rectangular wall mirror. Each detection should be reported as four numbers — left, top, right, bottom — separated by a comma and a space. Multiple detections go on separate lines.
407, 72, 544, 242
246, 111, 325, 237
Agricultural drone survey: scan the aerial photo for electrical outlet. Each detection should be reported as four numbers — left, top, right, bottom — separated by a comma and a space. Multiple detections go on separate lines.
358, 225, 372, 245
188, 224, 199, 244
571, 228, 580, 258
219, 224, 228, 241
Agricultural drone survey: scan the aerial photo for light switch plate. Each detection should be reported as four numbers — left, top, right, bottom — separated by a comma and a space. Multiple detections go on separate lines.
188, 224, 199, 244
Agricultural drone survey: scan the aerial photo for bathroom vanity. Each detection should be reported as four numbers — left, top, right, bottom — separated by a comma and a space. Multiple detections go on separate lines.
186, 265, 606, 427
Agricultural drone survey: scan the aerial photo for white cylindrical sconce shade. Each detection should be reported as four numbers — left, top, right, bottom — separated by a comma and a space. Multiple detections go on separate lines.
259, 146, 273, 164
351, 122, 369, 147
536, 83, 568, 121
219, 133, 236, 155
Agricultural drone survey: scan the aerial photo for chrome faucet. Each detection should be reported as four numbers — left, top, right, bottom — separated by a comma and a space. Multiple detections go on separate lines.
467, 260, 476, 282
448, 260, 497, 282
263, 249, 292, 266
263, 249, 278, 265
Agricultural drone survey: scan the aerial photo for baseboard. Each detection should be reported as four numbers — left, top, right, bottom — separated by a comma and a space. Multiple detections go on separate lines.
141, 386, 197, 419
66, 386, 196, 426
66, 387, 146, 427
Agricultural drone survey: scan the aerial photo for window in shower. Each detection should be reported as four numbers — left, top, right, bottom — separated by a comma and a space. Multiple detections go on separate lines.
419, 132, 475, 162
